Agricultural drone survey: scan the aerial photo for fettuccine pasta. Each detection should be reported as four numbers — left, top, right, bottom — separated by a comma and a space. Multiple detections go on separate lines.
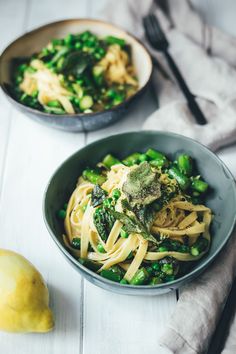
58, 149, 213, 286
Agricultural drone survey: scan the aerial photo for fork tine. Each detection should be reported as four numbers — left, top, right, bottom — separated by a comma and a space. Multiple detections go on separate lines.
143, 14, 169, 50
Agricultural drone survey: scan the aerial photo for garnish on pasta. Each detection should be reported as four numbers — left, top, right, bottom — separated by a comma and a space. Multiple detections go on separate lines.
12, 31, 138, 114
58, 149, 212, 286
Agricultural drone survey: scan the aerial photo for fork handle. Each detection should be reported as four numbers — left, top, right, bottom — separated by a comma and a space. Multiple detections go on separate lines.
164, 50, 207, 125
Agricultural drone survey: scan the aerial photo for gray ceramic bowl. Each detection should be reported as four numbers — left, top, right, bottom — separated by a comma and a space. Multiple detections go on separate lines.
0, 19, 152, 132
43, 131, 236, 295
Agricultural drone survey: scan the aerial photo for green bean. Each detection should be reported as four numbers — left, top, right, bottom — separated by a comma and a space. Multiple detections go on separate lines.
44, 106, 65, 114
82, 168, 106, 185
47, 100, 61, 108
139, 153, 148, 162
168, 166, 190, 190
191, 178, 208, 193
177, 154, 193, 176
120, 229, 129, 238
190, 237, 209, 256
92, 65, 104, 86
50, 47, 68, 66
105, 36, 126, 47
102, 154, 120, 169
146, 148, 167, 167
122, 153, 142, 166
120, 278, 129, 285
130, 267, 150, 285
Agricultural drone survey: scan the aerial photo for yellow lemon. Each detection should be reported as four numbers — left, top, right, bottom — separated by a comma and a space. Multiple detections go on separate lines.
0, 249, 54, 333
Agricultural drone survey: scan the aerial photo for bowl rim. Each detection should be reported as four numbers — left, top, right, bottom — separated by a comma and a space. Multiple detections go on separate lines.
43, 131, 236, 290
0, 18, 153, 121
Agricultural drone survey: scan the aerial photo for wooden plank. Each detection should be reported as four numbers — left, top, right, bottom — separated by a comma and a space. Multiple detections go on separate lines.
26, 0, 90, 29
0, 1, 89, 353
0, 0, 28, 190
83, 282, 175, 354
84, 2, 177, 350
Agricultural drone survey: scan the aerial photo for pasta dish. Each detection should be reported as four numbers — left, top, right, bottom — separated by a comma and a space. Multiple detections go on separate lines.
58, 149, 212, 285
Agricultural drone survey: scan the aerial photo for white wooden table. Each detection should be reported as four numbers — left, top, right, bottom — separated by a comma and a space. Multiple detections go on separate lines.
0, 1, 236, 354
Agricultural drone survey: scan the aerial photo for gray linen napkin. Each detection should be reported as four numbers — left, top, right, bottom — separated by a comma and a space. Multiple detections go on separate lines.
101, 1, 236, 353
103, 0, 236, 152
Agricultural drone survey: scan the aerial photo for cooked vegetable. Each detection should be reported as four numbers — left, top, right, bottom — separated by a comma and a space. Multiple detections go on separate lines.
91, 185, 107, 207
146, 148, 167, 167
12, 31, 138, 115
122, 162, 161, 207
103, 154, 121, 169
101, 265, 125, 282
130, 267, 150, 285
191, 178, 208, 193
57, 209, 66, 219
93, 206, 116, 241
110, 209, 158, 245
190, 237, 209, 256
168, 166, 190, 190
83, 168, 106, 185
61, 149, 213, 286
122, 153, 143, 166
177, 154, 193, 176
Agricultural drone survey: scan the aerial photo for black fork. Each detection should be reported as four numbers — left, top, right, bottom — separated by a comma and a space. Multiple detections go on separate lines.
143, 14, 207, 125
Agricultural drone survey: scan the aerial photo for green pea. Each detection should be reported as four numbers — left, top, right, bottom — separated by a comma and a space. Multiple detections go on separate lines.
152, 262, 160, 271
103, 198, 113, 208
57, 209, 66, 219
112, 188, 121, 200
191, 178, 208, 193
146, 266, 153, 275
75, 42, 82, 49
97, 243, 106, 253
64, 203, 68, 210
47, 100, 61, 108
161, 263, 174, 275
120, 229, 129, 238
158, 246, 168, 252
